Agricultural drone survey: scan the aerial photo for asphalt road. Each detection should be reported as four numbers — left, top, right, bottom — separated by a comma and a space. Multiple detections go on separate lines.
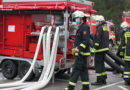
0, 70, 129, 90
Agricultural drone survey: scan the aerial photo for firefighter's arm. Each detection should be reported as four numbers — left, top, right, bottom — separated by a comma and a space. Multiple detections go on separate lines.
120, 33, 126, 52
78, 27, 90, 51
117, 32, 122, 45
94, 28, 102, 49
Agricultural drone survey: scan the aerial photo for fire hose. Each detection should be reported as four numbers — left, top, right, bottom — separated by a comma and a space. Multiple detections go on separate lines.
0, 26, 59, 90
0, 26, 47, 88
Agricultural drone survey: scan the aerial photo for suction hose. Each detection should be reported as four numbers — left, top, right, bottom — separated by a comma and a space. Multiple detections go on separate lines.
107, 50, 125, 66
105, 55, 124, 73
90, 38, 124, 73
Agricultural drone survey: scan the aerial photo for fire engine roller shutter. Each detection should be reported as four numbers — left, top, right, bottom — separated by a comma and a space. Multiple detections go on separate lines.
5, 15, 24, 49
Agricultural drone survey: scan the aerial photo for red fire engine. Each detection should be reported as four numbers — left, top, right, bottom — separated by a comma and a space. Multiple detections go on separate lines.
0, 0, 96, 80
122, 11, 130, 27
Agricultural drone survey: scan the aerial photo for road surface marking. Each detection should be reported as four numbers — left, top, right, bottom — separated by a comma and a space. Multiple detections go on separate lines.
118, 86, 128, 90
94, 81, 124, 90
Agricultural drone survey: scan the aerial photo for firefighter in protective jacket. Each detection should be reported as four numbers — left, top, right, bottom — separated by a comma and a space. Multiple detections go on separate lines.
91, 15, 109, 85
65, 10, 90, 90
114, 22, 128, 74
117, 22, 128, 58
120, 22, 130, 85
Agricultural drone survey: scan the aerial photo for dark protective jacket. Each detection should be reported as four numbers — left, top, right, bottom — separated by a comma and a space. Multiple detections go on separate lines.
118, 30, 127, 56
74, 23, 90, 56
93, 21, 109, 53
121, 29, 130, 61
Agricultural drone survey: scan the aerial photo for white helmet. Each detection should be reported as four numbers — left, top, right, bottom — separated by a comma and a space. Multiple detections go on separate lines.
94, 15, 105, 21
72, 10, 85, 18
121, 22, 129, 28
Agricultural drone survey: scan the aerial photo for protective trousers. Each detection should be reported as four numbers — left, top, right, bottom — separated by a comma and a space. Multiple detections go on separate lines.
94, 52, 107, 82
124, 61, 130, 83
67, 56, 89, 90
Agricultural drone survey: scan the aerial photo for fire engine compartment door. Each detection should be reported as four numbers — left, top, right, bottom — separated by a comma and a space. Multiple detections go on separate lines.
5, 15, 24, 48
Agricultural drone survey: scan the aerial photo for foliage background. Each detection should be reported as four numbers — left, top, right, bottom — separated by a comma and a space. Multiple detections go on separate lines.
88, 0, 130, 39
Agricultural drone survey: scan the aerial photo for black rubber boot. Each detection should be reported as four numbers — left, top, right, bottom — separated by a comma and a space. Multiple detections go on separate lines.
91, 76, 104, 85
102, 79, 107, 84
102, 75, 107, 84
67, 85, 75, 90
91, 81, 103, 85
125, 81, 130, 86
82, 85, 89, 90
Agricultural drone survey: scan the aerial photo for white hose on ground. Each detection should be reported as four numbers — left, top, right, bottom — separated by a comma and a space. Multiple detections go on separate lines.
22, 27, 59, 90
0, 26, 46, 88
39, 26, 52, 81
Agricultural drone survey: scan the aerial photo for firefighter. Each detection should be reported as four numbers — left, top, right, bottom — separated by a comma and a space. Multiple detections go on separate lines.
91, 15, 109, 85
65, 10, 90, 90
120, 22, 130, 85
113, 22, 129, 74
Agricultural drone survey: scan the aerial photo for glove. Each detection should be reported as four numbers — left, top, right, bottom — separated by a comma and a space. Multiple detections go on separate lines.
72, 48, 76, 55
91, 48, 96, 56
91, 48, 96, 53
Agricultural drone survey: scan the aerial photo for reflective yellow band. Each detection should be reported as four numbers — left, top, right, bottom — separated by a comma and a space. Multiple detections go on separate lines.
80, 43, 86, 49
120, 52, 124, 56
75, 52, 90, 56
122, 46, 126, 49
124, 72, 130, 74
95, 43, 99, 46
96, 72, 106, 76
125, 56, 130, 58
124, 59, 130, 61
69, 82, 76, 86
103, 26, 109, 31
102, 72, 106, 75
124, 32, 130, 44
82, 82, 90, 85
125, 32, 130, 37
124, 58, 130, 61
80, 52, 90, 56
65, 88, 69, 90
95, 48, 109, 53
96, 73, 102, 76
124, 75, 129, 78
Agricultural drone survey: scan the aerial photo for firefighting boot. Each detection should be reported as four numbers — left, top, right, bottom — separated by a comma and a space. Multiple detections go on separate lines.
124, 79, 130, 86
65, 85, 74, 90
102, 75, 107, 84
82, 85, 89, 90
91, 76, 103, 85
125, 81, 130, 86
102, 79, 107, 85
64, 86, 74, 90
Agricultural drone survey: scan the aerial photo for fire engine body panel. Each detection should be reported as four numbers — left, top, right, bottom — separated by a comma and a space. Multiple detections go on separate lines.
0, 0, 96, 79
122, 11, 130, 26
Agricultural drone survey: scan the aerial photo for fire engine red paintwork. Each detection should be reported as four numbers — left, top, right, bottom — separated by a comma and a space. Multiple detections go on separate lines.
122, 18, 130, 24
1, 1, 95, 13
0, 0, 1, 5
0, 1, 95, 62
